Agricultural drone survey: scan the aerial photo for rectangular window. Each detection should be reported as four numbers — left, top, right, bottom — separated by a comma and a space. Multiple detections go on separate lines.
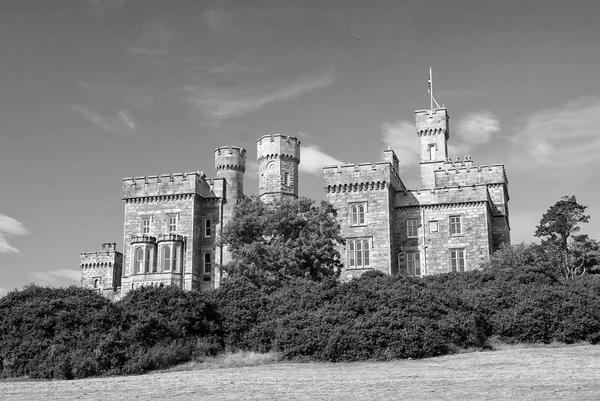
167, 215, 177, 233
429, 144, 436, 161
429, 221, 439, 233
406, 252, 421, 277
348, 241, 355, 267
205, 219, 212, 237
350, 203, 366, 226
141, 217, 151, 234
449, 215, 462, 235
450, 248, 466, 273
204, 252, 211, 275
406, 219, 418, 238
347, 239, 370, 268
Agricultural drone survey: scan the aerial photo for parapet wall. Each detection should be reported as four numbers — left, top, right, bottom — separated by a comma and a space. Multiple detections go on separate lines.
415, 108, 449, 138
214, 146, 246, 172
123, 172, 215, 199
396, 185, 490, 207
323, 161, 404, 193
434, 163, 507, 188
257, 134, 301, 163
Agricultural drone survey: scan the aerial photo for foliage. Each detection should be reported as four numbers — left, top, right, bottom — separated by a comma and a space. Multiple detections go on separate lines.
221, 196, 344, 285
535, 195, 591, 279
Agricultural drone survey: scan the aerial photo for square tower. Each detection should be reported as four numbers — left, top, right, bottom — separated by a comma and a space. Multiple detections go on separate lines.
415, 108, 449, 189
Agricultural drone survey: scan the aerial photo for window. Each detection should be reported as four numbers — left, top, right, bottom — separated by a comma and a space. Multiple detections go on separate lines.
204, 252, 212, 275
205, 219, 212, 237
283, 172, 289, 186
135, 247, 144, 273
93, 278, 100, 289
145, 247, 152, 273
406, 252, 421, 276
429, 144, 436, 161
350, 204, 366, 226
406, 219, 418, 238
450, 248, 466, 273
429, 221, 439, 233
162, 246, 171, 271
160, 244, 181, 272
167, 215, 177, 232
141, 217, 151, 234
449, 215, 462, 235
347, 239, 370, 268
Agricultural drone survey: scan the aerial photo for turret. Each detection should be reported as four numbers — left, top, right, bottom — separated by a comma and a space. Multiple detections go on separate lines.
257, 134, 301, 202
214, 146, 246, 202
415, 108, 449, 189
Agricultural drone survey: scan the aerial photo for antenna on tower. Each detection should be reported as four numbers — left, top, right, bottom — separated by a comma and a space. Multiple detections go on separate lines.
428, 67, 441, 110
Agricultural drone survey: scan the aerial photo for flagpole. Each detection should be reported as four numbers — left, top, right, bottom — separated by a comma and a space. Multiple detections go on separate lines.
429, 67, 433, 111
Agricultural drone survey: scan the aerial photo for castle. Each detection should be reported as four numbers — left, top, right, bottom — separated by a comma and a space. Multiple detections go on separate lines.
80, 103, 510, 299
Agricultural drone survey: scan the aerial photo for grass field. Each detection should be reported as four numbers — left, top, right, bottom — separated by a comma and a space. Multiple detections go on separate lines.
3, 344, 600, 400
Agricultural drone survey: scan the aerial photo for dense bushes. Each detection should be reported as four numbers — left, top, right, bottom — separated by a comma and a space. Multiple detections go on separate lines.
2, 267, 600, 379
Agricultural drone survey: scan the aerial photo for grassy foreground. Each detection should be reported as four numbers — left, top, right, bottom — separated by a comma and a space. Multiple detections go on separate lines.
3, 344, 600, 400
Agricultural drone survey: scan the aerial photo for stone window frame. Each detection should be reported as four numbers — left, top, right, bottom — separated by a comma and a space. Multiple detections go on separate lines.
449, 215, 462, 235
93, 277, 101, 289
406, 218, 419, 238
349, 202, 367, 226
166, 213, 178, 233
159, 243, 181, 273
132, 244, 156, 274
429, 220, 439, 233
449, 248, 466, 273
406, 251, 421, 276
205, 219, 212, 237
347, 238, 371, 268
204, 252, 212, 275
140, 216, 152, 235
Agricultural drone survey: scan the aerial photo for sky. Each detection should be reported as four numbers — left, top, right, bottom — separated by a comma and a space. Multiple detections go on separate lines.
2, 0, 600, 295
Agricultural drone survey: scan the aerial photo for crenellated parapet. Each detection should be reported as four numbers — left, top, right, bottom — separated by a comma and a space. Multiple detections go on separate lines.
415, 108, 450, 139
323, 161, 404, 192
257, 134, 301, 163
434, 162, 507, 188
130, 234, 157, 244
123, 172, 215, 200
214, 146, 246, 173
395, 185, 491, 208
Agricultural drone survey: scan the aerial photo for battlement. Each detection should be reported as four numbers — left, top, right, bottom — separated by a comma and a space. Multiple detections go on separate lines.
257, 134, 301, 162
434, 163, 507, 188
323, 162, 395, 189
130, 234, 157, 244
157, 233, 185, 242
415, 108, 449, 138
214, 146, 247, 172
123, 171, 215, 199
395, 185, 491, 207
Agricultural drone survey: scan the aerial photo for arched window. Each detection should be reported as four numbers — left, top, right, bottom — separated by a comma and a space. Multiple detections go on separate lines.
135, 247, 144, 273
145, 247, 151, 273
347, 239, 371, 268
350, 203, 366, 226
93, 278, 99, 289
162, 246, 171, 272
173, 244, 179, 272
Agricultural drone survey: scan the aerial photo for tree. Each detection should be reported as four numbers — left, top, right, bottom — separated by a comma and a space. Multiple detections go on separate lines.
535, 195, 590, 279
220, 196, 344, 285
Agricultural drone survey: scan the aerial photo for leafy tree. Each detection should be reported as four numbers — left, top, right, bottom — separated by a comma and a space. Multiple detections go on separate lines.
571, 234, 600, 275
535, 195, 590, 279
220, 196, 344, 285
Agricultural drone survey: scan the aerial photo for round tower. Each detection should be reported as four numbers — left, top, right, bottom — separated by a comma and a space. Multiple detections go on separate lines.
214, 146, 246, 202
257, 134, 301, 202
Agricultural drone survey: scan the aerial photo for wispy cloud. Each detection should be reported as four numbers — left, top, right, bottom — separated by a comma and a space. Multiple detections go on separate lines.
300, 144, 343, 176
516, 96, 600, 166
184, 69, 337, 122
72, 105, 137, 135
381, 120, 420, 171
449, 111, 500, 156
0, 288, 8, 298
30, 269, 81, 283
204, 6, 233, 34
127, 20, 174, 58
0, 214, 29, 254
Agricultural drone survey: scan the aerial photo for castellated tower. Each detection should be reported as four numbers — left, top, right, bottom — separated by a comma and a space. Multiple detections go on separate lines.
257, 134, 301, 202
214, 146, 246, 202
80, 242, 123, 300
416, 108, 449, 189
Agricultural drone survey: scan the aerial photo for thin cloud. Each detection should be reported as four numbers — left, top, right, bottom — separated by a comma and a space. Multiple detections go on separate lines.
0, 214, 29, 254
300, 145, 343, 176
127, 20, 174, 58
517, 96, 600, 166
455, 111, 500, 147
72, 105, 138, 135
381, 120, 419, 172
204, 7, 232, 33
0, 288, 8, 298
184, 70, 337, 122
30, 269, 81, 283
